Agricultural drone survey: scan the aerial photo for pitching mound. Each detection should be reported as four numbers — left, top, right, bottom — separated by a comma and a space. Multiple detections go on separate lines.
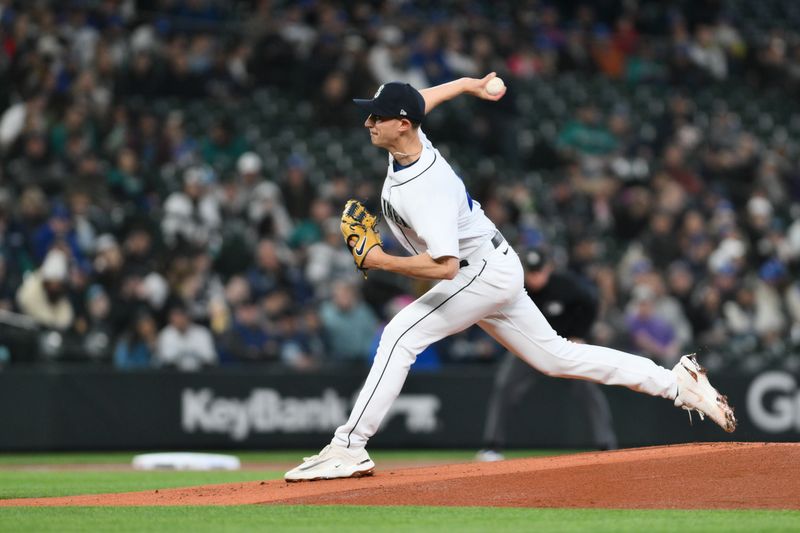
2, 443, 798, 509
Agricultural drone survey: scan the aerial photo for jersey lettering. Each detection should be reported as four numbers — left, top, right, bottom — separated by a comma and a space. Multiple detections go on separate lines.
382, 198, 409, 228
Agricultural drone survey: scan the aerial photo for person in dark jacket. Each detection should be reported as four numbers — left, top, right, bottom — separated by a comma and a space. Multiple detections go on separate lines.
477, 247, 618, 460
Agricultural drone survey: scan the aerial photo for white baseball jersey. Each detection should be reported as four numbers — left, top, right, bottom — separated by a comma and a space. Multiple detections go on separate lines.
380, 129, 496, 260
332, 126, 679, 450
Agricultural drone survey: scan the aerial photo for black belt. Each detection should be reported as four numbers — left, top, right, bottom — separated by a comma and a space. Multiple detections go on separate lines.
459, 231, 504, 268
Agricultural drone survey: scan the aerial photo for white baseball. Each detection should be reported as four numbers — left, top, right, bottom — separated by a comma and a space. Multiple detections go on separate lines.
485, 77, 505, 96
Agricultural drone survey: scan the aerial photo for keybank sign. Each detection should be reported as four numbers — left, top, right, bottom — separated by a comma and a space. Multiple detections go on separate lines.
182, 388, 440, 441
747, 371, 800, 433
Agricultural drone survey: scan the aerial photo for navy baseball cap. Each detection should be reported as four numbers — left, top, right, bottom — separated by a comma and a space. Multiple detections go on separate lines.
353, 82, 426, 124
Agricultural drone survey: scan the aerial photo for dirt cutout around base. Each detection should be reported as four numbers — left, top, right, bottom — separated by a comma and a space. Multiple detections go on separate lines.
2, 443, 798, 509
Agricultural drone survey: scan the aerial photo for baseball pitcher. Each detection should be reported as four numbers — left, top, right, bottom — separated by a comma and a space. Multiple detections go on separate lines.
285, 74, 736, 482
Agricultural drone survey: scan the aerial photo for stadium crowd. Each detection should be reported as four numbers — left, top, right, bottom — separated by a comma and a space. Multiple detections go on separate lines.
0, 0, 798, 372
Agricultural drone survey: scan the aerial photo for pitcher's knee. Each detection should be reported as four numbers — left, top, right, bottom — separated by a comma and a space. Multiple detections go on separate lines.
382, 317, 405, 339
375, 323, 420, 367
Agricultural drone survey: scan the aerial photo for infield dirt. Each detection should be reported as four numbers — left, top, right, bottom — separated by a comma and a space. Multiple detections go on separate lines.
2, 442, 798, 509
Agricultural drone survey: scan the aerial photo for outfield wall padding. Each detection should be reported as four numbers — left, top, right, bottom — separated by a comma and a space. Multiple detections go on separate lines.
0, 367, 797, 450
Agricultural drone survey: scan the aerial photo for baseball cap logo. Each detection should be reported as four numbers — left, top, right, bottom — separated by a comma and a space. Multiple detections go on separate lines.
400, 109, 407, 116
374, 84, 385, 98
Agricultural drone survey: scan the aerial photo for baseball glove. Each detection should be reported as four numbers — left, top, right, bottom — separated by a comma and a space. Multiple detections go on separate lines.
341, 199, 383, 275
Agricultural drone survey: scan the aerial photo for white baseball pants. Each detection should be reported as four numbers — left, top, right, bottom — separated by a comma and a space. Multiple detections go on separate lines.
333, 240, 678, 449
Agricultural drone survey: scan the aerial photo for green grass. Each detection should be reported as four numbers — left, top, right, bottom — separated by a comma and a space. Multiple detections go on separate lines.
0, 448, 575, 466
0, 506, 798, 533
0, 450, 575, 500
0, 471, 285, 499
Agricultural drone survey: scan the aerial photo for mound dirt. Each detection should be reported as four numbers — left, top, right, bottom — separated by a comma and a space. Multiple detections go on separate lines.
2, 443, 798, 509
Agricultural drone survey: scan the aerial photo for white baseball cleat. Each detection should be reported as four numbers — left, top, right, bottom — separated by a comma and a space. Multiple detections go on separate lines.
284, 444, 375, 482
475, 449, 505, 462
673, 354, 737, 433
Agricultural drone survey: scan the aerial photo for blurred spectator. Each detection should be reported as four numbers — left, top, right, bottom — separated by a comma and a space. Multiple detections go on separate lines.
305, 217, 363, 298
443, 33, 479, 78
161, 165, 221, 251
51, 105, 96, 163
129, 111, 162, 173
754, 259, 789, 346
722, 281, 761, 352
6, 132, 64, 193
280, 155, 316, 221
319, 280, 378, 363
176, 250, 225, 325
557, 106, 617, 157
0, 91, 47, 154
165, 40, 206, 100
217, 151, 254, 219
278, 307, 325, 371
612, 186, 652, 242
688, 25, 728, 81
368, 26, 428, 87
68, 190, 104, 256
107, 147, 145, 203
122, 224, 159, 273
247, 238, 308, 302
507, 45, 544, 80
561, 25, 594, 73
93, 234, 125, 293
691, 284, 728, 349
75, 284, 114, 361
289, 197, 333, 249
667, 261, 698, 325
31, 203, 87, 266
114, 310, 158, 370
641, 210, 681, 269
116, 51, 164, 99
662, 144, 704, 195
242, 152, 293, 239
591, 27, 625, 79
758, 34, 790, 87
0, 190, 33, 281
155, 302, 217, 371
161, 111, 198, 169
16, 249, 74, 330
200, 117, 247, 172
613, 15, 640, 57
636, 272, 693, 352
218, 296, 278, 364
314, 71, 358, 127
626, 285, 681, 365
410, 28, 453, 86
